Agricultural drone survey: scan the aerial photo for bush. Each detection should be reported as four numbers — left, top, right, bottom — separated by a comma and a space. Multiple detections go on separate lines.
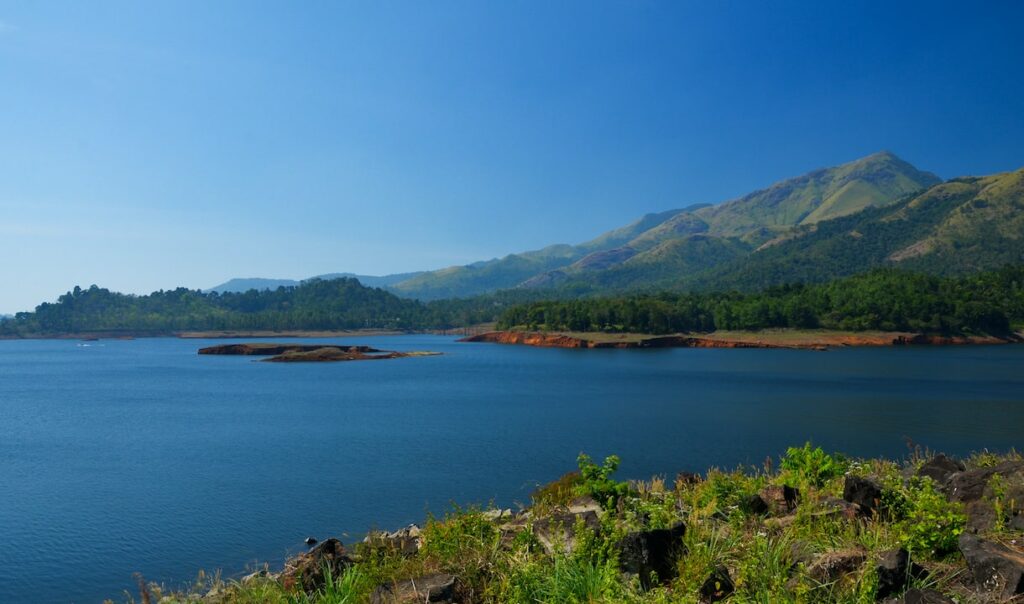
780, 442, 849, 488
892, 477, 966, 557
576, 454, 631, 510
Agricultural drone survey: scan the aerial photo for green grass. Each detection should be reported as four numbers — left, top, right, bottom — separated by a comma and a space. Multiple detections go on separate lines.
119, 447, 1021, 604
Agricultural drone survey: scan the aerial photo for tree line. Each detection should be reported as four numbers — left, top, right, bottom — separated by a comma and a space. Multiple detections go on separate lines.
496, 266, 1024, 335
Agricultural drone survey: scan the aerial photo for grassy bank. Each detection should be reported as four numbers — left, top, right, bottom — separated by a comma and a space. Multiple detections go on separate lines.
117, 446, 1023, 604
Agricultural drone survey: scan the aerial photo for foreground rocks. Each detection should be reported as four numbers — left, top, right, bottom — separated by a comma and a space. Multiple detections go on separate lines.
617, 522, 687, 587
280, 538, 353, 593
958, 533, 1024, 598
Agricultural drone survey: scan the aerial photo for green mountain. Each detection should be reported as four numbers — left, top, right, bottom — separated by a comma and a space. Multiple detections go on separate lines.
681, 167, 1024, 291
390, 152, 938, 299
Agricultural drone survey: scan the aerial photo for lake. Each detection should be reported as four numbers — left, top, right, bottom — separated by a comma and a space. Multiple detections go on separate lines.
1, 336, 1022, 603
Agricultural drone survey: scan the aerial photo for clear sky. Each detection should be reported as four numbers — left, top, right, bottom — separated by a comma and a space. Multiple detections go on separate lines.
1, 1, 1022, 313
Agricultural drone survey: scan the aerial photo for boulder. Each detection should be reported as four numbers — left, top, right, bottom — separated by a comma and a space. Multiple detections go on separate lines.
843, 475, 885, 517
567, 495, 603, 515
875, 548, 925, 599
370, 573, 456, 604
280, 538, 354, 593
916, 454, 964, 484
698, 565, 734, 602
617, 521, 686, 587
818, 497, 860, 520
945, 460, 1024, 503
532, 510, 601, 555
958, 532, 1024, 598
745, 494, 769, 515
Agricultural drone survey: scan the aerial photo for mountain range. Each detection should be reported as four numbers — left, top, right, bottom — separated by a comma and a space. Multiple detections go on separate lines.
209, 151, 1023, 299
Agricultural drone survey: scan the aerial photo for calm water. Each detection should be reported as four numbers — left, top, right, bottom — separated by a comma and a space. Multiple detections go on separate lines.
1, 336, 1022, 603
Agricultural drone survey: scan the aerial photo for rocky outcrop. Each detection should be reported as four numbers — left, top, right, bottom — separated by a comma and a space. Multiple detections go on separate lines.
804, 549, 867, 585
882, 589, 955, 604
370, 573, 457, 603
617, 522, 686, 587
943, 460, 1024, 533
958, 532, 1024, 598
198, 342, 440, 363
916, 454, 965, 484
199, 343, 378, 356
280, 538, 354, 593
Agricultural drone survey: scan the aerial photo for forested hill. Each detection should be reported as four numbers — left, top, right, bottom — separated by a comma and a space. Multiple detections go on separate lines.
0, 278, 506, 336
497, 266, 1024, 336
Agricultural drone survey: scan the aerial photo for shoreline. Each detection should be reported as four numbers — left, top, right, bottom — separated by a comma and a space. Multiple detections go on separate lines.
459, 329, 1022, 350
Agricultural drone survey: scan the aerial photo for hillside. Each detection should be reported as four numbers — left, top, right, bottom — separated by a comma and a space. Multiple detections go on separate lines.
683, 168, 1024, 292
391, 152, 938, 299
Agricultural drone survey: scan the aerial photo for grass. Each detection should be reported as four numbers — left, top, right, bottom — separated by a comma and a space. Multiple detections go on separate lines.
116, 446, 1022, 604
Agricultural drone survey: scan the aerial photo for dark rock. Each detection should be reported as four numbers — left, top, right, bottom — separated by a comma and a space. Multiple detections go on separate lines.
788, 540, 815, 568
304, 537, 317, 546
532, 510, 600, 555
875, 548, 925, 599
805, 549, 867, 584
698, 565, 734, 602
370, 573, 456, 604
882, 588, 955, 604
745, 494, 769, 515
843, 475, 885, 517
281, 538, 354, 593
958, 532, 1024, 598
617, 521, 686, 587
916, 454, 965, 484
945, 460, 1024, 503
1009, 513, 1024, 532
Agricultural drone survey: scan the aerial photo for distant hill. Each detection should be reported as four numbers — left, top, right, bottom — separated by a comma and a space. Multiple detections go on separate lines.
206, 272, 424, 294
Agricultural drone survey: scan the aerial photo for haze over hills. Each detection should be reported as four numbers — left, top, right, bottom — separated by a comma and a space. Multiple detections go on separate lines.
207, 272, 425, 294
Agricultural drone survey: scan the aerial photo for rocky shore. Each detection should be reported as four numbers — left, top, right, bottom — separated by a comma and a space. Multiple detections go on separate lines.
137, 447, 1023, 603
198, 343, 441, 362
459, 330, 1019, 350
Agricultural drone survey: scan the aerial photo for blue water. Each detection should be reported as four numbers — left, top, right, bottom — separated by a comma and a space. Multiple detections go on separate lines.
1, 336, 1022, 603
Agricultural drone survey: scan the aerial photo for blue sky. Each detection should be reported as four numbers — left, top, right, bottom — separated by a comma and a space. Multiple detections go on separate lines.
1, 1, 1022, 312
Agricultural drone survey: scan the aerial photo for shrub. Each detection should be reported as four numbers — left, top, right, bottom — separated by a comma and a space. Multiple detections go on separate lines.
780, 442, 850, 488
892, 477, 966, 557
576, 454, 631, 510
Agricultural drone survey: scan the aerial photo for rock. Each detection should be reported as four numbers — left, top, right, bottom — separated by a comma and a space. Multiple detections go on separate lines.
843, 475, 885, 517
617, 521, 686, 587
946, 461, 1024, 533
882, 588, 955, 604
370, 573, 456, 603
281, 538, 354, 593
304, 537, 317, 546
916, 454, 965, 484
875, 548, 925, 599
945, 460, 1024, 503
804, 549, 867, 585
532, 510, 601, 555
567, 495, 603, 515
364, 524, 422, 556
788, 540, 815, 568
745, 494, 769, 515
958, 532, 1024, 598
481, 508, 514, 522
698, 565, 734, 602
758, 485, 799, 516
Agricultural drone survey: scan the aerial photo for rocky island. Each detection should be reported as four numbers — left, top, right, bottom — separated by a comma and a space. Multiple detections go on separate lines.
198, 343, 441, 362
131, 446, 1024, 603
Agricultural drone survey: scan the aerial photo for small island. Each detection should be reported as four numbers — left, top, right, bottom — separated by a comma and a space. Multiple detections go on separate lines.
198, 343, 441, 363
